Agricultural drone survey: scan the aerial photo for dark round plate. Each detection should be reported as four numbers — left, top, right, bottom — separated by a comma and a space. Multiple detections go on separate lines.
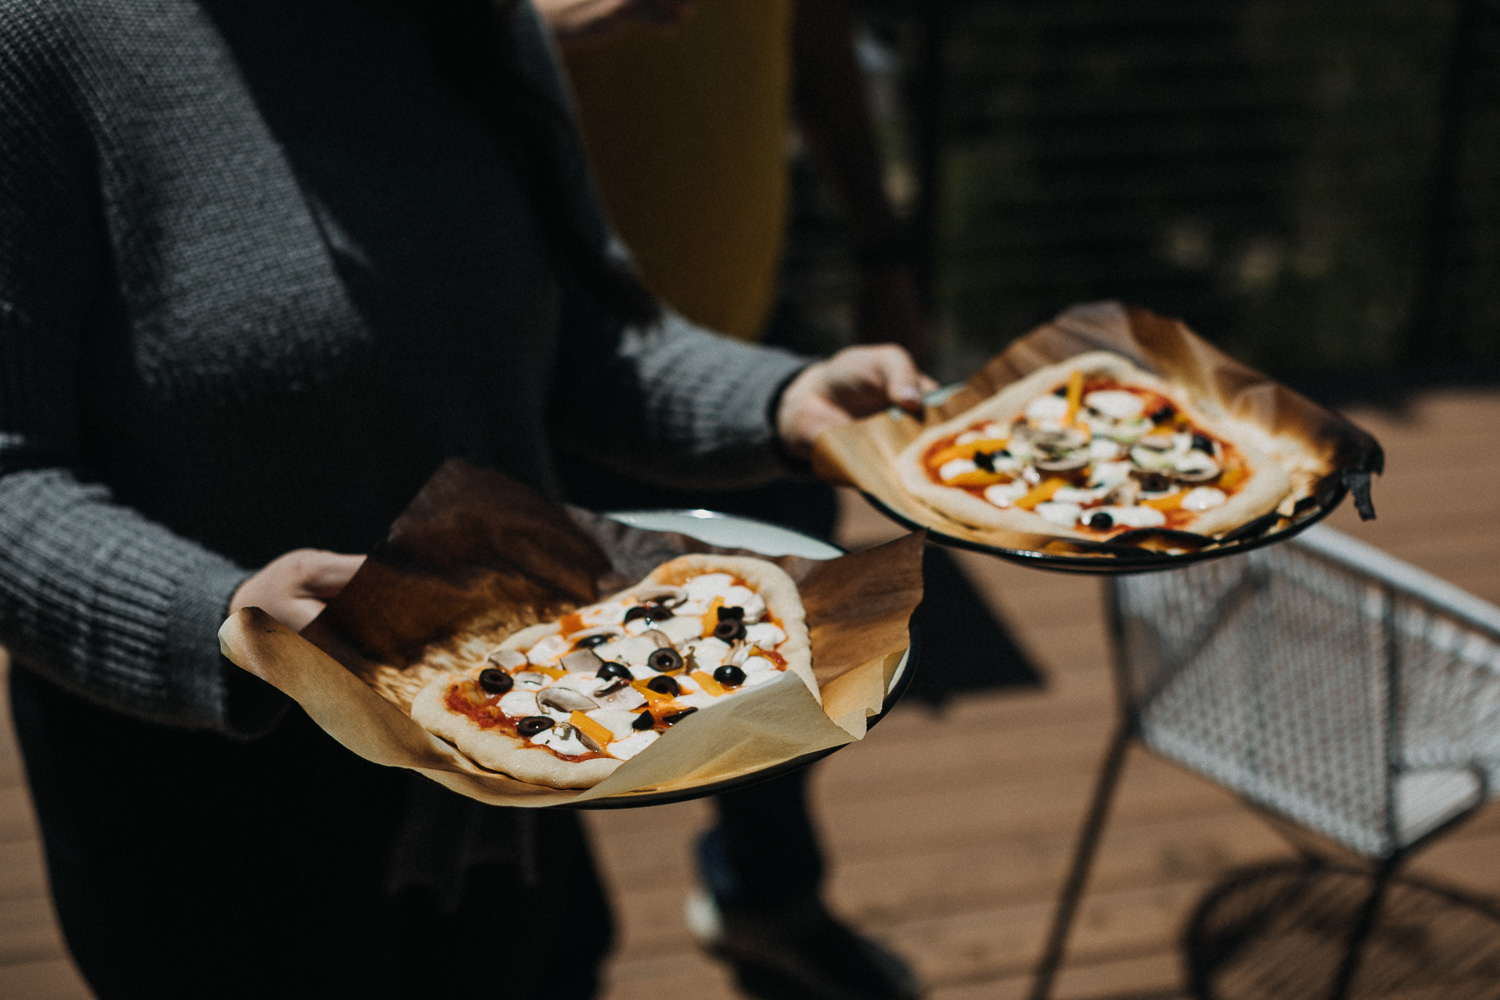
864, 476, 1349, 575
563, 509, 919, 809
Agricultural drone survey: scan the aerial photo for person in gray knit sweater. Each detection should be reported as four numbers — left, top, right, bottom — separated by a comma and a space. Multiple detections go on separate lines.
0, 0, 932, 996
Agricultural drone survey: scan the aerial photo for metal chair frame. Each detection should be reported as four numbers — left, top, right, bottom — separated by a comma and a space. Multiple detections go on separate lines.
1028, 526, 1500, 999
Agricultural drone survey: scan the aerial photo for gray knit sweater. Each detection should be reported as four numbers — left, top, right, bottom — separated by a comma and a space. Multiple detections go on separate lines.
0, 0, 806, 736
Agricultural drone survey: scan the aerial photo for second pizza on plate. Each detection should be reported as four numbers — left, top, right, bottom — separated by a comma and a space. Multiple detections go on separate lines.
896, 351, 1293, 542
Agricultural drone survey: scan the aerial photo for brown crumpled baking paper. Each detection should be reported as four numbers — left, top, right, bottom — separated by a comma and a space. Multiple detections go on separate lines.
218, 460, 925, 807
812, 301, 1384, 560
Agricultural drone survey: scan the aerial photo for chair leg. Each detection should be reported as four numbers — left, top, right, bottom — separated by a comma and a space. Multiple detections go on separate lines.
1327, 855, 1401, 1000
1028, 723, 1133, 1000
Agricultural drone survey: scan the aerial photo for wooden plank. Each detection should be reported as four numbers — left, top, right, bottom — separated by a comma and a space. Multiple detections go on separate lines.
0, 958, 92, 1000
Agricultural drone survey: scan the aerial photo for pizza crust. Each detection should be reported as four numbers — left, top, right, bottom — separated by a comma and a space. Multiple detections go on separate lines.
896, 351, 1291, 540
410, 554, 813, 789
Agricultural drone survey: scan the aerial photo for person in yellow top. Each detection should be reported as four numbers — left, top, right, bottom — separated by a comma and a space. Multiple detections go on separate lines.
535, 3, 927, 999
542, 0, 926, 356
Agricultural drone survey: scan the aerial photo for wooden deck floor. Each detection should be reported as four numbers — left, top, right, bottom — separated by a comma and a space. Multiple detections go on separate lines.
2, 388, 1498, 999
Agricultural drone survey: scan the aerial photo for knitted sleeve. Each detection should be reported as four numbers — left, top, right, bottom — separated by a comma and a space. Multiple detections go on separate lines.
548, 286, 810, 490
0, 12, 277, 737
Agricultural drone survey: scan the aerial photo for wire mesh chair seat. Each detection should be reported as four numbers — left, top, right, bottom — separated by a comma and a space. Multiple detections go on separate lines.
1030, 525, 1500, 999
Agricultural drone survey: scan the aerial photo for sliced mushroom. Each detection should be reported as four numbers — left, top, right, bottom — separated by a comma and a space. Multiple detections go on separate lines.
486, 648, 528, 670
560, 648, 604, 674
1103, 479, 1141, 507
568, 625, 624, 648
573, 726, 604, 754
1170, 453, 1221, 483
628, 585, 688, 607
537, 687, 598, 713
1034, 453, 1089, 473
643, 628, 676, 650
726, 640, 751, 667
1135, 431, 1176, 451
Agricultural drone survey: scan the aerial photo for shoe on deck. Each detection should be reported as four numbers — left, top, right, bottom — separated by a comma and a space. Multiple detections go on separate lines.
684, 889, 922, 1000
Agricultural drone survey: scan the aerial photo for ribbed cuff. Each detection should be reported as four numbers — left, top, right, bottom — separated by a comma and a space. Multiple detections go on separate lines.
164, 555, 288, 739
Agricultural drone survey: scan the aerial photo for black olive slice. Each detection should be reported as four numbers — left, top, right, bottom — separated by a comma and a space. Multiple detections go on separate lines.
1137, 472, 1172, 493
632, 711, 656, 731
716, 605, 745, 620
713, 664, 747, 688
647, 648, 684, 673
1191, 433, 1215, 453
646, 674, 680, 696
1150, 404, 1175, 423
1087, 512, 1114, 531
662, 708, 697, 726
595, 661, 633, 682
1052, 385, 1068, 397
713, 619, 747, 642
973, 450, 996, 473
573, 633, 612, 649
517, 716, 555, 737
624, 602, 673, 624
477, 668, 514, 695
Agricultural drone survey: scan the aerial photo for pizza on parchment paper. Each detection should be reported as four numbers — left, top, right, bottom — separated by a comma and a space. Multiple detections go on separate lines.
411, 554, 813, 789
896, 351, 1293, 541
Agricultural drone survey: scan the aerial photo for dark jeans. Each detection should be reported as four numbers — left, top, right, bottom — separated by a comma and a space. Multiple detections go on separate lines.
10, 666, 611, 999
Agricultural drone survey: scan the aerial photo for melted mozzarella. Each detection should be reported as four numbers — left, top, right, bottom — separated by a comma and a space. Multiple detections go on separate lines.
1084, 389, 1146, 421
745, 622, 785, 648
1088, 437, 1123, 460
579, 602, 626, 627
741, 655, 779, 676
657, 616, 703, 643
1182, 487, 1228, 511
524, 634, 570, 666
683, 573, 735, 604
499, 691, 539, 717
593, 635, 656, 666
1088, 461, 1133, 489
939, 457, 978, 481
592, 683, 646, 711
1054, 485, 1105, 505
1035, 501, 1083, 527
984, 480, 1030, 508
1097, 504, 1166, 528
585, 710, 641, 739
720, 585, 766, 621
531, 726, 589, 755
608, 730, 659, 761
1025, 393, 1070, 423
685, 636, 731, 670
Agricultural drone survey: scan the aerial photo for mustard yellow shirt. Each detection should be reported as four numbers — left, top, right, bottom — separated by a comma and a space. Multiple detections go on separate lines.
562, 1, 792, 342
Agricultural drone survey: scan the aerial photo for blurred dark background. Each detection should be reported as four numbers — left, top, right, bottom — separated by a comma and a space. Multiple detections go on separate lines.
783, 0, 1500, 404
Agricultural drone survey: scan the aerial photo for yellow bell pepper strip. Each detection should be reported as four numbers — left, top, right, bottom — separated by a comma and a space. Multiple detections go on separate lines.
1143, 491, 1185, 512
570, 711, 615, 751
690, 670, 727, 697
1015, 477, 1068, 511
1218, 465, 1248, 491
1064, 369, 1083, 426
700, 596, 724, 636
926, 437, 1009, 468
631, 679, 676, 704
945, 470, 1013, 489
